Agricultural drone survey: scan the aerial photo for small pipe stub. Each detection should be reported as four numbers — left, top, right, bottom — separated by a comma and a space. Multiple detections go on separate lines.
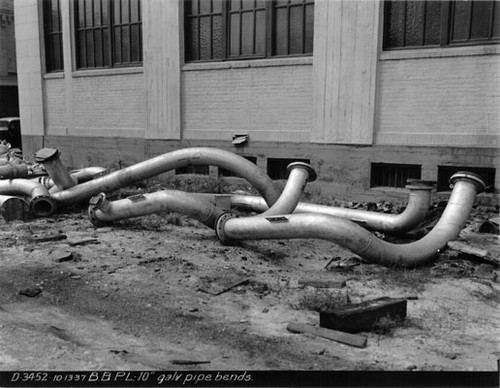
406, 179, 436, 189
34, 148, 61, 163
88, 193, 107, 226
215, 212, 238, 244
449, 171, 486, 193
286, 162, 317, 182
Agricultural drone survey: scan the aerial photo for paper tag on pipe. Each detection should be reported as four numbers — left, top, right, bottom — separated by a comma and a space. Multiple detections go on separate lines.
265, 216, 289, 223
128, 194, 146, 202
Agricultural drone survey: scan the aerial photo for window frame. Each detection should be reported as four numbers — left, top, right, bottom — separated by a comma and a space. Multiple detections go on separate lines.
184, 0, 314, 63
74, 0, 143, 70
43, 0, 64, 73
383, 0, 499, 51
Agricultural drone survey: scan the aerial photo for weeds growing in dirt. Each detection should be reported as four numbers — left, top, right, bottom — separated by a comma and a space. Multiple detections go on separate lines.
295, 288, 350, 312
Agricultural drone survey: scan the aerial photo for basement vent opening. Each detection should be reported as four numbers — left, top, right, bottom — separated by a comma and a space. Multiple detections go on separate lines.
267, 158, 310, 180
370, 163, 421, 188
175, 164, 209, 176
220, 156, 257, 177
437, 166, 496, 193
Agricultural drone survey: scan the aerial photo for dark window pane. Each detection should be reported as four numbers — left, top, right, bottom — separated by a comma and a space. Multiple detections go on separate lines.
186, 18, 199, 60
384, 1, 406, 48
95, 29, 103, 66
304, 3, 314, 53
113, 0, 121, 23
78, 0, 85, 27
242, 0, 254, 10
275, 7, 288, 55
51, 0, 60, 31
200, 0, 211, 14
493, 1, 499, 38
121, 0, 130, 23
93, 0, 101, 26
255, 9, 266, 54
114, 26, 122, 63
122, 25, 131, 62
230, 0, 241, 11
200, 16, 212, 59
52, 35, 62, 68
241, 11, 253, 54
213, 0, 223, 13
86, 29, 95, 66
423, 1, 441, 45
86, 0, 94, 27
130, 0, 140, 22
470, 1, 493, 39
230, 13, 240, 56
131, 24, 141, 61
289, 5, 303, 54
404, 1, 425, 46
212, 15, 224, 58
451, 1, 471, 41
103, 27, 111, 65
78, 32, 86, 66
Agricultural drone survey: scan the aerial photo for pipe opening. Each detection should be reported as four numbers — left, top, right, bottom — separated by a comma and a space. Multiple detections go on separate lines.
30, 196, 56, 217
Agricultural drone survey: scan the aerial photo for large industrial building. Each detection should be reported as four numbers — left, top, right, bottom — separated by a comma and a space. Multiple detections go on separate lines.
13, 0, 500, 201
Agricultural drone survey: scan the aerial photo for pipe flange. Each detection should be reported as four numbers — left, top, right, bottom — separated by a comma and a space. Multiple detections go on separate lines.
449, 171, 486, 193
215, 212, 237, 244
89, 192, 107, 209
34, 148, 61, 163
88, 206, 103, 227
406, 179, 436, 189
286, 162, 317, 182
29, 195, 56, 217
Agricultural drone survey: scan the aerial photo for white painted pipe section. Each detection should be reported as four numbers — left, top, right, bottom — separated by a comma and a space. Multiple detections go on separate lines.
201, 180, 434, 234
216, 172, 485, 267
88, 190, 224, 229
0, 179, 56, 217
46, 148, 281, 205
34, 148, 77, 190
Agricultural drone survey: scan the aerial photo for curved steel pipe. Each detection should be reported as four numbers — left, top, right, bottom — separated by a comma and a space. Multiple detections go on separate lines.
47, 148, 281, 205
216, 172, 485, 267
202, 180, 434, 234
0, 162, 29, 179
88, 162, 315, 229
0, 179, 56, 217
88, 190, 224, 229
31, 167, 109, 191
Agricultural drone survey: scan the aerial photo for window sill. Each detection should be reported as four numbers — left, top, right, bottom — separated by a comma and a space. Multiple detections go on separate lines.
379, 44, 500, 61
43, 72, 64, 80
182, 56, 313, 71
72, 67, 144, 78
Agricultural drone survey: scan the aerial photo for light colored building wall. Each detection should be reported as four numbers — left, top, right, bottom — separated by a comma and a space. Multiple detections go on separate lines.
375, 46, 500, 149
0, 0, 16, 83
14, 0, 44, 144
182, 59, 313, 143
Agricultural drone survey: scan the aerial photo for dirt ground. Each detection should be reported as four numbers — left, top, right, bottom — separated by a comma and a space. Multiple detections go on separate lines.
0, 190, 499, 373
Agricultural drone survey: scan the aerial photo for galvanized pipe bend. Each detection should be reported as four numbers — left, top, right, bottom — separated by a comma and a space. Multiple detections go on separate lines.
88, 190, 224, 229
204, 180, 434, 234
43, 148, 280, 206
0, 179, 56, 217
216, 172, 485, 267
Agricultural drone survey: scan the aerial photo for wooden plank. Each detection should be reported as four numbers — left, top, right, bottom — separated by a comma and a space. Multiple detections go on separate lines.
287, 322, 367, 348
298, 279, 346, 289
320, 297, 407, 333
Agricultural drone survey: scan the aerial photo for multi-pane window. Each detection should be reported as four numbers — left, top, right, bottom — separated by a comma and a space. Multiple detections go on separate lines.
384, 1, 499, 50
43, 0, 64, 72
184, 0, 314, 62
75, 0, 142, 69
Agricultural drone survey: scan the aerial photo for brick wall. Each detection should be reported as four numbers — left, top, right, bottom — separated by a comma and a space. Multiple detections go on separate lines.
182, 60, 313, 143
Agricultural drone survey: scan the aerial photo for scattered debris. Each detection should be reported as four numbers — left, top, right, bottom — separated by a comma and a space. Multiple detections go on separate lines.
198, 276, 250, 296
53, 250, 82, 263
286, 322, 367, 348
298, 279, 346, 289
319, 297, 407, 333
447, 240, 498, 267
477, 220, 499, 234
32, 234, 67, 243
170, 359, 211, 365
68, 238, 99, 246
18, 287, 43, 297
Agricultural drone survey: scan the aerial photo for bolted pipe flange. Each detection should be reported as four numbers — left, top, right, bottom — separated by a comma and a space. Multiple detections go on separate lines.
286, 162, 317, 182
215, 212, 238, 244
88, 193, 107, 226
449, 171, 486, 193
29, 195, 56, 217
